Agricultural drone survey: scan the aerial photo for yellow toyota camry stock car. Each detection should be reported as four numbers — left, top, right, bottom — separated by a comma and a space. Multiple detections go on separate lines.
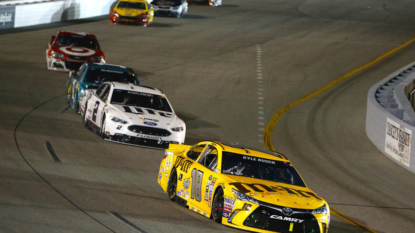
110, 0, 154, 26
158, 141, 330, 233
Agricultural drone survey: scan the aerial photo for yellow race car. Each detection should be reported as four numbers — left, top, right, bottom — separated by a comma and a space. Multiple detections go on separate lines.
110, 0, 154, 26
158, 141, 330, 233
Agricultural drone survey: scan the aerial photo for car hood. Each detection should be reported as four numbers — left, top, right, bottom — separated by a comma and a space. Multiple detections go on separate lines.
52, 45, 103, 57
115, 8, 147, 16
109, 104, 183, 128
223, 174, 324, 209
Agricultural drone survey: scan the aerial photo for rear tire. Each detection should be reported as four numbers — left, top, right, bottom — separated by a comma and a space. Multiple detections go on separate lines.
167, 168, 178, 202
212, 188, 224, 223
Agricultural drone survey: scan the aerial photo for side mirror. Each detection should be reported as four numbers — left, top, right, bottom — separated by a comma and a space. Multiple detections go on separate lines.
51, 36, 56, 40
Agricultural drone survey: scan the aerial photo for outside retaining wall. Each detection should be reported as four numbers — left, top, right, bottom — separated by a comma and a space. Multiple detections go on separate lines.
0, 0, 117, 29
366, 62, 415, 173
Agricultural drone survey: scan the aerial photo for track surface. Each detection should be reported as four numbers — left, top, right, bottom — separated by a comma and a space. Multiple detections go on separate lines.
1, 0, 415, 232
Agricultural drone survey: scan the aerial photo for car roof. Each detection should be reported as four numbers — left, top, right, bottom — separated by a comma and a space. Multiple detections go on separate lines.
207, 141, 288, 161
109, 82, 163, 95
87, 63, 133, 72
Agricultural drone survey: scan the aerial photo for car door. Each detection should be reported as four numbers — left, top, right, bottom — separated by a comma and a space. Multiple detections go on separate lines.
186, 144, 219, 214
86, 83, 108, 126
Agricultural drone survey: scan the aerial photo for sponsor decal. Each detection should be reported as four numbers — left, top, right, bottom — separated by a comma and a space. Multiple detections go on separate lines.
177, 191, 181, 196
144, 122, 157, 126
204, 181, 210, 201
178, 173, 183, 181
270, 215, 304, 223
223, 195, 236, 218
158, 173, 162, 180
385, 117, 411, 167
127, 91, 153, 97
143, 118, 159, 122
0, 6, 15, 29
116, 125, 122, 130
183, 178, 190, 189
229, 182, 322, 200
59, 47, 96, 56
173, 156, 193, 172
136, 134, 160, 140
209, 175, 212, 180
207, 178, 217, 207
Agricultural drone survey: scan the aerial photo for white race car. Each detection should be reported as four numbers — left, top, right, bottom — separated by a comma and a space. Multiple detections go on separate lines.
80, 82, 186, 149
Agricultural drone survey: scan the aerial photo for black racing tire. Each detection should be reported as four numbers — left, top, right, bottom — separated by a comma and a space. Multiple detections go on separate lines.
100, 115, 106, 139
167, 168, 178, 202
74, 91, 79, 114
83, 103, 88, 124
212, 188, 224, 223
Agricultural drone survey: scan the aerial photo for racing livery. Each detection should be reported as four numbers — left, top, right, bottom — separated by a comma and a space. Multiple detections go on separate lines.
151, 0, 188, 18
186, 0, 221, 6
81, 82, 186, 148
46, 31, 105, 71
67, 63, 140, 113
159, 142, 330, 233
110, 0, 155, 26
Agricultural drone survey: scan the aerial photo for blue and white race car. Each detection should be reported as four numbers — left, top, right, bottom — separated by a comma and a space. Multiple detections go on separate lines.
80, 82, 186, 149
67, 63, 140, 113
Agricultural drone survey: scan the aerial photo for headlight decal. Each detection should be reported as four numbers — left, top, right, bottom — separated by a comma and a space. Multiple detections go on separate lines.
171, 126, 184, 132
232, 188, 259, 205
111, 116, 128, 124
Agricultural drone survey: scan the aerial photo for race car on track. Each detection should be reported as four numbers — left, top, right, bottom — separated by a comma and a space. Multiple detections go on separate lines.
46, 31, 105, 71
67, 63, 140, 114
110, 0, 155, 26
151, 0, 188, 18
159, 141, 330, 233
81, 82, 186, 148
186, 0, 221, 6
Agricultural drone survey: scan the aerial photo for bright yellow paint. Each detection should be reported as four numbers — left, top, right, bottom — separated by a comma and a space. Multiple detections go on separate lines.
158, 142, 330, 233
263, 35, 415, 233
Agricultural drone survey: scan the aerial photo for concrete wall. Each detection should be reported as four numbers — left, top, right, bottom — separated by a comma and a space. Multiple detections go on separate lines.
366, 61, 415, 173
0, 0, 118, 29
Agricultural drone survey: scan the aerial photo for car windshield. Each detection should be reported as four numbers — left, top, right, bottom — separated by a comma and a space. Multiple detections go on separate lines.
111, 90, 172, 112
117, 2, 146, 9
83, 69, 137, 84
153, 0, 182, 4
222, 152, 306, 187
55, 34, 99, 49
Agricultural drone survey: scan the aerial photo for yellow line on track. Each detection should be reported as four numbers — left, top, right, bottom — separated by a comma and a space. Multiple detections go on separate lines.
263, 37, 415, 232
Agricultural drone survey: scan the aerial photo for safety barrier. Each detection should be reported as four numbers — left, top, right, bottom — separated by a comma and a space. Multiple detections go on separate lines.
366, 61, 415, 173
0, 0, 117, 29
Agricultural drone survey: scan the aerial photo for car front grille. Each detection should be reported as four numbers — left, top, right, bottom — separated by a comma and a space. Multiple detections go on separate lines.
243, 205, 320, 233
111, 134, 170, 149
128, 125, 171, 136
65, 61, 83, 71
119, 16, 138, 20
67, 55, 88, 61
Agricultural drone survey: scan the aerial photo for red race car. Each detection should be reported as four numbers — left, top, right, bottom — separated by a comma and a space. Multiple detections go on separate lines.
46, 31, 106, 72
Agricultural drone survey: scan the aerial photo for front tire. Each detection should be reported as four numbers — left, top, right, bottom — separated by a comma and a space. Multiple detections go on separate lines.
212, 188, 224, 223
167, 168, 178, 202
100, 116, 106, 139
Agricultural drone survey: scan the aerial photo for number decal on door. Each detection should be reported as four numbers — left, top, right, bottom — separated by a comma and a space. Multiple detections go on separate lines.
191, 168, 204, 202
92, 101, 100, 122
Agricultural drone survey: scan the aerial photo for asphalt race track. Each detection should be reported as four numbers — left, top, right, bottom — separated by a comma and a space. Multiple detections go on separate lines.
1, 0, 415, 232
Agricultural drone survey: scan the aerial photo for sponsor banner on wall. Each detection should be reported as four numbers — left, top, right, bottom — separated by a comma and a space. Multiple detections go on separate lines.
385, 117, 412, 167
0, 6, 15, 29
